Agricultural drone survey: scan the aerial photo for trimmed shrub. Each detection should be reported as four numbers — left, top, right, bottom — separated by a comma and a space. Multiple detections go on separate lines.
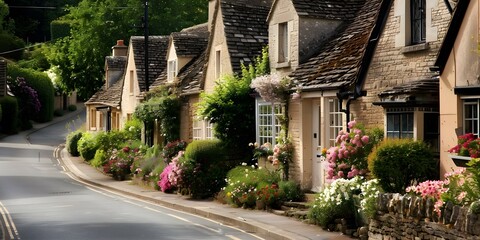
181, 140, 228, 199
0, 96, 18, 134
66, 130, 83, 156
91, 149, 107, 168
0, 33, 25, 60
50, 20, 71, 41
7, 64, 54, 123
67, 104, 77, 111
368, 139, 438, 193
77, 132, 99, 161
279, 180, 304, 202
96, 131, 128, 152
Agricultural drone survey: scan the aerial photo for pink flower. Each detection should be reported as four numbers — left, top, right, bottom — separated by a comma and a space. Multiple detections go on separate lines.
457, 191, 467, 202
337, 171, 345, 178
361, 135, 369, 144
348, 120, 356, 129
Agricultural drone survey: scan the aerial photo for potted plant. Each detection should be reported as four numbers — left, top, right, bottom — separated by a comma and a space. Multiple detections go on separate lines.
448, 133, 480, 167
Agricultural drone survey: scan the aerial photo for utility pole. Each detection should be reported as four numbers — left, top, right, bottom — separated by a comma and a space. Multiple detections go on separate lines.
144, 1, 149, 92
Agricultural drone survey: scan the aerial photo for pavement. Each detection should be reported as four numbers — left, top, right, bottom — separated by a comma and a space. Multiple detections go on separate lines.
5, 103, 354, 240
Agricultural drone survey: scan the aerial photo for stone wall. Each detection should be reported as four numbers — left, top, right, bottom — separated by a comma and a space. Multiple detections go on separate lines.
369, 193, 480, 240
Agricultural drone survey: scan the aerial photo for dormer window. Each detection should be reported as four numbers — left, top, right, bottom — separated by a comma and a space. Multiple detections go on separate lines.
411, 0, 426, 44
278, 22, 289, 63
168, 60, 177, 82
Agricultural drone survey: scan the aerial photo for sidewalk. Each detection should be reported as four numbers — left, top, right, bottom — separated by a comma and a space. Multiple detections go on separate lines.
58, 148, 353, 240
8, 103, 353, 240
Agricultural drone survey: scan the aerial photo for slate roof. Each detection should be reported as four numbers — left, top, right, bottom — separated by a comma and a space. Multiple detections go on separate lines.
378, 78, 439, 97
268, 0, 364, 21
375, 78, 439, 106
177, 50, 208, 96
221, 0, 271, 73
172, 25, 209, 58
289, 0, 382, 91
86, 56, 127, 107
106, 56, 127, 70
130, 36, 169, 92
150, 24, 208, 89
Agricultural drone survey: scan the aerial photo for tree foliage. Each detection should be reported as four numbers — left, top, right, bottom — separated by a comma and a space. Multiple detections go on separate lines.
45, 0, 207, 100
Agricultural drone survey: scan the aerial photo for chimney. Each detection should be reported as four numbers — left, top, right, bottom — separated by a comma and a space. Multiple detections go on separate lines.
112, 40, 127, 56
208, 0, 216, 32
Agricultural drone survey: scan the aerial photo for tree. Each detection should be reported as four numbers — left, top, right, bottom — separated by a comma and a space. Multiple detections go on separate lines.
45, 0, 207, 100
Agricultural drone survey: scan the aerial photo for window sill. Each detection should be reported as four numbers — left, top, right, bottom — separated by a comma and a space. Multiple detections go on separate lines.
401, 42, 430, 54
275, 61, 290, 69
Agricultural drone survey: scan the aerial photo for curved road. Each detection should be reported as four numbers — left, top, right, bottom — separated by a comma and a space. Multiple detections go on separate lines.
0, 110, 260, 240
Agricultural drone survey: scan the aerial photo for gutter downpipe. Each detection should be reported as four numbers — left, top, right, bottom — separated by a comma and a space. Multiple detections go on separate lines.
336, 0, 393, 131
444, 0, 453, 14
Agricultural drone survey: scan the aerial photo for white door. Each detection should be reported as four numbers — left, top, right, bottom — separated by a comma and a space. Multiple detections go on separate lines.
311, 103, 323, 192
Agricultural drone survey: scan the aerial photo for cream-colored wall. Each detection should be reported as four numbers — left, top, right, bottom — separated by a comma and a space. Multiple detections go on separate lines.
120, 44, 142, 129
452, 3, 480, 87
353, 0, 450, 129
439, 0, 479, 178
268, 0, 297, 74
204, 6, 233, 93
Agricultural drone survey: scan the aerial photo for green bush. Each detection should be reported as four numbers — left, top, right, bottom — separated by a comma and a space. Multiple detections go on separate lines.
50, 20, 71, 41
279, 180, 304, 202
77, 132, 99, 161
181, 140, 229, 199
17, 46, 50, 71
67, 104, 77, 111
0, 96, 18, 134
96, 131, 128, 152
7, 64, 54, 122
66, 130, 83, 156
91, 149, 107, 168
123, 118, 142, 140
368, 139, 438, 193
0, 33, 25, 60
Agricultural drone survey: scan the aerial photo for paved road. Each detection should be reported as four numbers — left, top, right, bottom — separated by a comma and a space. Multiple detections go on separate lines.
0, 111, 260, 240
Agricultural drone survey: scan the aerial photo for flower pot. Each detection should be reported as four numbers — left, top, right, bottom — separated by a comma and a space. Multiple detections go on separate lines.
449, 155, 471, 167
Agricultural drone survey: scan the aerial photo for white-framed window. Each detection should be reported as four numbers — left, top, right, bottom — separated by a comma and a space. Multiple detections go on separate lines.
215, 50, 221, 79
167, 60, 177, 82
411, 0, 426, 44
386, 108, 414, 139
327, 98, 343, 147
255, 99, 284, 145
278, 22, 289, 63
129, 70, 134, 94
193, 117, 215, 140
463, 99, 480, 137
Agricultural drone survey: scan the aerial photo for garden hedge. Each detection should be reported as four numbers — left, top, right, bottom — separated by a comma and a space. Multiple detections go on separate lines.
7, 64, 54, 123
0, 96, 18, 134
50, 20, 71, 41
368, 139, 438, 193
182, 140, 229, 199
66, 130, 83, 157
0, 33, 25, 60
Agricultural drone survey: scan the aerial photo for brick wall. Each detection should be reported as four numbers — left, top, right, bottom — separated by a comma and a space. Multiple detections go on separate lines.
352, 0, 451, 128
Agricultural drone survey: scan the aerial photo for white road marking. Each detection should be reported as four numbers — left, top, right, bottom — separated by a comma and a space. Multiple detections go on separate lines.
0, 200, 20, 239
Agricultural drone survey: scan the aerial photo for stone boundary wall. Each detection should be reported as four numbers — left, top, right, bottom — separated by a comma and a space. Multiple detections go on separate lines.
368, 193, 480, 240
